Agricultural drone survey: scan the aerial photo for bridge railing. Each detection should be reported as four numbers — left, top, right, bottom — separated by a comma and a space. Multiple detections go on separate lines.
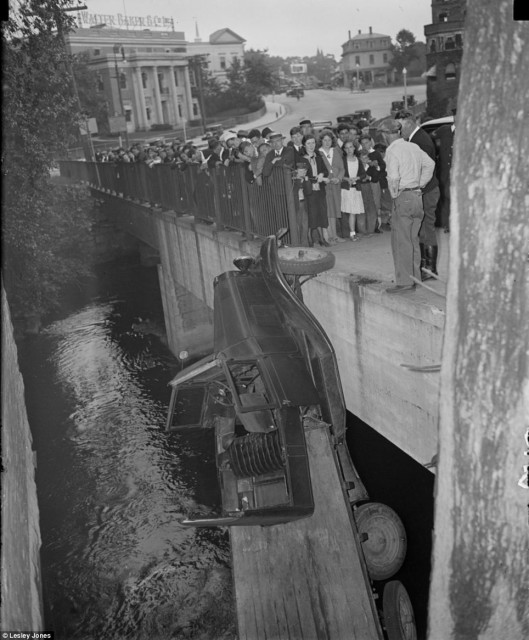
58, 160, 300, 245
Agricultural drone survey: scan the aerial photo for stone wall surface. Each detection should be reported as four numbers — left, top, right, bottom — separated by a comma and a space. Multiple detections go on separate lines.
1, 285, 43, 631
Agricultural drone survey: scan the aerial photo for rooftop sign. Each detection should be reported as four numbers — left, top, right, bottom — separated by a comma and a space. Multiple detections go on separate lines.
76, 11, 174, 30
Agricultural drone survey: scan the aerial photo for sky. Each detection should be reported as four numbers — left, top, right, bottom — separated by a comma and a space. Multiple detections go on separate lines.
78, 0, 432, 59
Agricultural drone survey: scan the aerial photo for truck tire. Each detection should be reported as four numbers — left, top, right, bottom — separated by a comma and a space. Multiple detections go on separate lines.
382, 580, 417, 640
277, 247, 335, 276
355, 502, 407, 581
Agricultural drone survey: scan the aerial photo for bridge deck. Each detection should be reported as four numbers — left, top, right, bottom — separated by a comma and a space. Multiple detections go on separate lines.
230, 424, 383, 640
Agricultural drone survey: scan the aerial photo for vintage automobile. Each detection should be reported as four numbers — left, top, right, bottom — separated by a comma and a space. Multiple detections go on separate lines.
166, 234, 417, 637
201, 123, 224, 141
336, 109, 374, 127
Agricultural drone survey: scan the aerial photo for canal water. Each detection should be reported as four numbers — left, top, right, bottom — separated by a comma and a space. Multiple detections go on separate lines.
19, 255, 434, 640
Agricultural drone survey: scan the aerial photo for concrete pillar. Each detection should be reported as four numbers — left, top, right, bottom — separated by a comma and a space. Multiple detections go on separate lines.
169, 65, 181, 126
132, 66, 147, 130
183, 64, 194, 120
152, 65, 163, 124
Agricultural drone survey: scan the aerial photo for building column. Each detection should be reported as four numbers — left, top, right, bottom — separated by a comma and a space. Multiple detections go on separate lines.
152, 65, 163, 124
169, 65, 181, 126
132, 67, 147, 130
183, 64, 194, 121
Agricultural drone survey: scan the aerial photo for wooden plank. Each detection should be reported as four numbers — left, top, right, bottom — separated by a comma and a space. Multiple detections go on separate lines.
231, 425, 383, 640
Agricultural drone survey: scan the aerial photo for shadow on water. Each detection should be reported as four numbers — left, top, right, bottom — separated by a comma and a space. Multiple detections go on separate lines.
18, 257, 236, 640
346, 414, 435, 640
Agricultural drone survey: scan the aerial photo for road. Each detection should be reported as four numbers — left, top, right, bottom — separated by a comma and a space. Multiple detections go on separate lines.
264, 84, 427, 134
84, 84, 426, 154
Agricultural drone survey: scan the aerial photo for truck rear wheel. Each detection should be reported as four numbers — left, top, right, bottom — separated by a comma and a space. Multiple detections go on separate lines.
382, 580, 417, 640
355, 502, 407, 581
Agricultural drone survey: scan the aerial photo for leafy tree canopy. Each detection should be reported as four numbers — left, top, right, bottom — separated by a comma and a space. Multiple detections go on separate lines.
2, 0, 95, 327
390, 29, 420, 73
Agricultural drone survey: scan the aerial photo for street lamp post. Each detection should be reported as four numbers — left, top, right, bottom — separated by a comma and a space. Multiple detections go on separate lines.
403, 67, 408, 109
113, 44, 129, 148
356, 63, 360, 91
188, 55, 208, 135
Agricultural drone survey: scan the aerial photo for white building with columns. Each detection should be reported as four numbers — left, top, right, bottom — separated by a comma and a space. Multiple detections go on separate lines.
66, 26, 201, 133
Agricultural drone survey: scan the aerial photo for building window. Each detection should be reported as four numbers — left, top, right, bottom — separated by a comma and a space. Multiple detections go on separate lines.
97, 74, 104, 91
141, 72, 148, 89
173, 69, 179, 86
125, 109, 132, 123
119, 72, 127, 89
192, 102, 198, 116
178, 103, 182, 117
369, 54, 374, 65
146, 107, 151, 120
455, 33, 463, 48
94, 48, 100, 56
219, 55, 226, 70
232, 55, 237, 64
355, 55, 360, 65
445, 36, 455, 50
439, 12, 448, 22
158, 73, 164, 91
383, 53, 388, 63
430, 39, 437, 53
445, 63, 456, 80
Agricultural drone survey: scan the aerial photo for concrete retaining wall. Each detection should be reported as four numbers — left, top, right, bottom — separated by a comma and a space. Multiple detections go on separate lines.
1, 286, 43, 631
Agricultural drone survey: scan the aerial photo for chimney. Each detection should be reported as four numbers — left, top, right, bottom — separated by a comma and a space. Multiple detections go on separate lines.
369, 26, 372, 34
348, 30, 351, 40
358, 29, 361, 35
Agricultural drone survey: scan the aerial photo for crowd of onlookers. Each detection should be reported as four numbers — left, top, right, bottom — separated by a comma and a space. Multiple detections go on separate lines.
94, 117, 391, 245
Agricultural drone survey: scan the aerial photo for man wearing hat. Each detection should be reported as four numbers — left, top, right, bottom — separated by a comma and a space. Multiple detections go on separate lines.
262, 132, 295, 177
395, 110, 440, 279
380, 120, 435, 293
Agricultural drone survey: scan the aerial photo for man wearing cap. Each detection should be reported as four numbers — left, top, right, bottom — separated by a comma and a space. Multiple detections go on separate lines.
380, 119, 435, 293
395, 110, 441, 278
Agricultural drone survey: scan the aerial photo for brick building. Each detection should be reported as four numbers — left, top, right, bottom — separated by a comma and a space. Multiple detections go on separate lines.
424, 0, 467, 117
341, 27, 393, 88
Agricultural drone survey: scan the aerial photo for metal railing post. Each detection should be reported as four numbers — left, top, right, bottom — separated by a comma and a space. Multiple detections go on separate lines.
283, 169, 300, 246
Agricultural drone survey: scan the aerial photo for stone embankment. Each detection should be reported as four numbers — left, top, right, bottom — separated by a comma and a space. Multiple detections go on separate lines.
1, 285, 43, 630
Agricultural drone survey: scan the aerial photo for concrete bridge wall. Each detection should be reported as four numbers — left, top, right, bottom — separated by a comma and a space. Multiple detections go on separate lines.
98, 193, 444, 467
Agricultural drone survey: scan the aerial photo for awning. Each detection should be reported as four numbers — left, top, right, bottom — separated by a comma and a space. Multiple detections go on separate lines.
422, 65, 437, 78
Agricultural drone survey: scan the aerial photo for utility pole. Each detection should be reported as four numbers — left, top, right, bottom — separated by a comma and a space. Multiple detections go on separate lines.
56, 4, 97, 163
188, 54, 208, 134
113, 43, 129, 148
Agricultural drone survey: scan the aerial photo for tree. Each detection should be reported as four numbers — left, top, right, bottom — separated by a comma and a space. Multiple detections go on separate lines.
427, 1, 529, 637
244, 49, 275, 95
72, 51, 109, 132
2, 0, 95, 328
390, 29, 419, 74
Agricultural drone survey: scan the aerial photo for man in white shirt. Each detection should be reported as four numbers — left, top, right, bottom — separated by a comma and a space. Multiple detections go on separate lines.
379, 120, 435, 293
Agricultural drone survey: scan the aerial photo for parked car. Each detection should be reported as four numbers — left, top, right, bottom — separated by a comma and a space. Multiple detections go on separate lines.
287, 87, 304, 97
202, 123, 224, 140
336, 110, 374, 127
420, 115, 454, 137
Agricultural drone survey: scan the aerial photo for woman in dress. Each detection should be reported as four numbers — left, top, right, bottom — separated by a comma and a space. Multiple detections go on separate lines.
303, 134, 329, 247
341, 141, 367, 240
318, 130, 345, 244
